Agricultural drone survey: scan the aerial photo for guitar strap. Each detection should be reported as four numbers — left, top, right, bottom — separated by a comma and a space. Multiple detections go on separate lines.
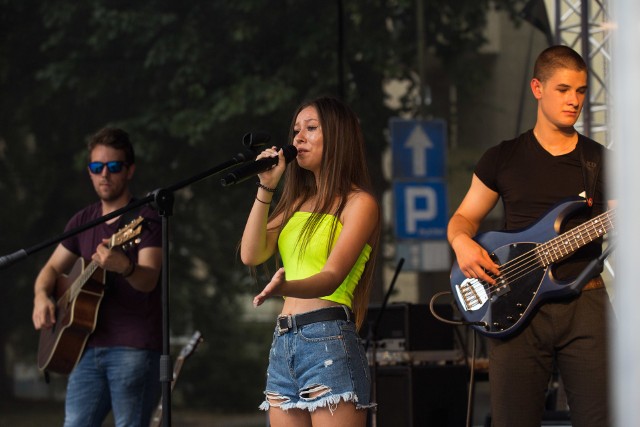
579, 138, 602, 208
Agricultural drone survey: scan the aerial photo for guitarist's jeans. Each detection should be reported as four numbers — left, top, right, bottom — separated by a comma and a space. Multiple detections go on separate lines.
63, 346, 161, 427
488, 287, 611, 427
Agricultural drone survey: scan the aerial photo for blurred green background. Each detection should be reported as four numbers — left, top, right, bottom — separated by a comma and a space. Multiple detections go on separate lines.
0, 0, 550, 425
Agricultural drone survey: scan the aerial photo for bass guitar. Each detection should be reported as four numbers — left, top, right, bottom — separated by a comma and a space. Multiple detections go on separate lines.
450, 197, 614, 338
149, 331, 203, 427
37, 217, 144, 374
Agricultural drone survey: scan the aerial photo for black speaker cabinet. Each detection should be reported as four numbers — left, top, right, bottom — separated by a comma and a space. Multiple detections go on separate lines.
371, 364, 468, 427
361, 303, 455, 352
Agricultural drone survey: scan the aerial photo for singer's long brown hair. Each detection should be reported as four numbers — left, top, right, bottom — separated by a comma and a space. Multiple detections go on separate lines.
268, 96, 380, 331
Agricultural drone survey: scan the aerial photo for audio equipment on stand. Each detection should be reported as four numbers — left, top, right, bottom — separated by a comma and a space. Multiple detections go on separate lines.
362, 302, 466, 427
361, 302, 462, 365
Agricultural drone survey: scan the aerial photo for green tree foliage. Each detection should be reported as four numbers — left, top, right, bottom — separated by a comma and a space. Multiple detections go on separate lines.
0, 0, 525, 411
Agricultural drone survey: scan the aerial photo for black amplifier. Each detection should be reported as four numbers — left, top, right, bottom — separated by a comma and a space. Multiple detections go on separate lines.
360, 303, 455, 353
371, 364, 468, 427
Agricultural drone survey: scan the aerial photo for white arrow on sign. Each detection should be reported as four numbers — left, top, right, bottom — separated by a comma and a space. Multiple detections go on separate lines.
404, 124, 434, 176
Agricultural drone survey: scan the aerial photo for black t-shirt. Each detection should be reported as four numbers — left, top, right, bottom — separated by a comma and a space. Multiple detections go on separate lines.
474, 129, 607, 279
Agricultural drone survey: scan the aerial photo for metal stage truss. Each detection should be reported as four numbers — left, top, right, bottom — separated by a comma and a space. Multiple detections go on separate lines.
552, 0, 615, 279
553, 0, 613, 149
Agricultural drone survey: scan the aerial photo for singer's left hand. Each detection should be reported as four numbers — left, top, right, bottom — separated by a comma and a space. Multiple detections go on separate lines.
253, 267, 286, 307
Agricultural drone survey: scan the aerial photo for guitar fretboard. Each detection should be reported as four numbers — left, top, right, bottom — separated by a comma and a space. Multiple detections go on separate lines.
68, 236, 119, 301
69, 261, 101, 300
536, 209, 615, 266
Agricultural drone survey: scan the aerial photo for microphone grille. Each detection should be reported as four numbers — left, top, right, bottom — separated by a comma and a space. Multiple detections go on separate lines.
282, 145, 298, 163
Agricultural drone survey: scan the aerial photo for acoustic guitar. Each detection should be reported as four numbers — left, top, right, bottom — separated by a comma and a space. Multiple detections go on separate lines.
37, 217, 144, 374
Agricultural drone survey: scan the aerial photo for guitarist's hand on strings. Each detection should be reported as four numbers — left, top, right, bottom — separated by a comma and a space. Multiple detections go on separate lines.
447, 176, 501, 285
93, 238, 132, 276
93, 238, 162, 292
33, 291, 56, 330
32, 244, 78, 330
451, 234, 499, 285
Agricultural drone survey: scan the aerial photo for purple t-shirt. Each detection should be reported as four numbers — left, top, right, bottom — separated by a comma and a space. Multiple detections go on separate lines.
61, 201, 162, 351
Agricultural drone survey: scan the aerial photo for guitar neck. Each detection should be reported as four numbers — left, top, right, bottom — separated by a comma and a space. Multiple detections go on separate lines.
67, 238, 121, 301
538, 209, 615, 266
67, 260, 101, 301
170, 358, 185, 392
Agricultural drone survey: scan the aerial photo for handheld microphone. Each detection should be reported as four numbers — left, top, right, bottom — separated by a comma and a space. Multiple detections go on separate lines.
220, 145, 297, 186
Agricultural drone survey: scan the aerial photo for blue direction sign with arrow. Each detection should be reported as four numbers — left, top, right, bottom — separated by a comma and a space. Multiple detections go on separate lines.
391, 118, 446, 179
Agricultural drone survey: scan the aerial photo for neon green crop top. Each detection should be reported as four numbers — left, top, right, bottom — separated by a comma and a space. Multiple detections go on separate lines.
278, 212, 372, 308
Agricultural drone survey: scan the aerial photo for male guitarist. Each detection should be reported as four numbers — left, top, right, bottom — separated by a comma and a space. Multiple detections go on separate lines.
447, 45, 612, 427
32, 127, 163, 427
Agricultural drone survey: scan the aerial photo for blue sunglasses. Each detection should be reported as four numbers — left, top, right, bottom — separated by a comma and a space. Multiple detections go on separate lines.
88, 161, 127, 174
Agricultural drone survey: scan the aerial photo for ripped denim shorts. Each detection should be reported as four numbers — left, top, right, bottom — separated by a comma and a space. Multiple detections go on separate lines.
259, 306, 374, 413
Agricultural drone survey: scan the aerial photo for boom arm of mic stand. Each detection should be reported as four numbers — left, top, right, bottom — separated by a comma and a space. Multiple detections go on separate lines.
0, 195, 153, 270
0, 151, 253, 271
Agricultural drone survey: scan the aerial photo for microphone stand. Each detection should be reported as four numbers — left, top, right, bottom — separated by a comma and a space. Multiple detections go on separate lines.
364, 257, 404, 427
0, 144, 261, 427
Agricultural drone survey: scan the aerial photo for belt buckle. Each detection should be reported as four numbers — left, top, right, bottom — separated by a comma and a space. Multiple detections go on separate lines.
277, 315, 292, 335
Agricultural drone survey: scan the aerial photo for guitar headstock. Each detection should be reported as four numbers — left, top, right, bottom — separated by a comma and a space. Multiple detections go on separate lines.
179, 331, 203, 360
108, 216, 144, 250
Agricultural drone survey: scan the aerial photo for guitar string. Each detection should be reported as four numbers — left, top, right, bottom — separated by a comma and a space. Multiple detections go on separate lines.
69, 262, 101, 301
461, 211, 615, 304
494, 211, 616, 290
459, 210, 615, 307
475, 211, 615, 300
66, 226, 139, 301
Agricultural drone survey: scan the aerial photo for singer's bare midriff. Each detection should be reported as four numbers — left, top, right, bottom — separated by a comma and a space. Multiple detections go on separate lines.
280, 297, 342, 316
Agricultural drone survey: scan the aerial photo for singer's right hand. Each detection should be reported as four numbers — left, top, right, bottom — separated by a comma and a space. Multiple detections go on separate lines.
253, 267, 286, 307
256, 146, 286, 188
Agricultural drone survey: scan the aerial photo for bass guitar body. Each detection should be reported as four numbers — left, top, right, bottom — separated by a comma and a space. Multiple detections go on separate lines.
450, 198, 613, 338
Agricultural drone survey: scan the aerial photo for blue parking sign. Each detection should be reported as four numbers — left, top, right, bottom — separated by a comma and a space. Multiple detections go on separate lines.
393, 180, 448, 239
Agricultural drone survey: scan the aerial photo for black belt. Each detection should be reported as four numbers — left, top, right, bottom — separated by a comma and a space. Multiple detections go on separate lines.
277, 306, 351, 335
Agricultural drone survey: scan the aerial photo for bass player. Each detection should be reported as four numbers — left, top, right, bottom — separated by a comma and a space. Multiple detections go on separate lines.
447, 45, 613, 427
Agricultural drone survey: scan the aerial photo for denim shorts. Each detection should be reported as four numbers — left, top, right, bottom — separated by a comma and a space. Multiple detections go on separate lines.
259, 307, 374, 413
